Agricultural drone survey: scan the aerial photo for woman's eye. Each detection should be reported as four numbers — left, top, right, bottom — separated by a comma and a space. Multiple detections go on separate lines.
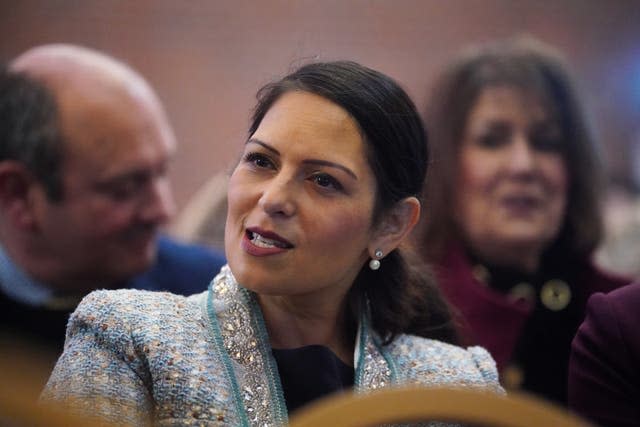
311, 173, 343, 191
244, 152, 274, 169
476, 127, 510, 149
476, 123, 511, 148
530, 126, 564, 153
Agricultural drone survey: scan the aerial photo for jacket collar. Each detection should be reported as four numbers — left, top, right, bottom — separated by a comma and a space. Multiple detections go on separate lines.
205, 265, 395, 426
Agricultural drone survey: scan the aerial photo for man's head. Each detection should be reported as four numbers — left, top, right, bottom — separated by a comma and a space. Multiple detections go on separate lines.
0, 44, 176, 291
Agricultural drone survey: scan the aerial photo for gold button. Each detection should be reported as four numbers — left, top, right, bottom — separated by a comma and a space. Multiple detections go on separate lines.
540, 279, 571, 311
472, 264, 491, 285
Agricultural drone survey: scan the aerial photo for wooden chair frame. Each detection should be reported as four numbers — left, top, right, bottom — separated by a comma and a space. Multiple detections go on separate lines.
289, 386, 592, 427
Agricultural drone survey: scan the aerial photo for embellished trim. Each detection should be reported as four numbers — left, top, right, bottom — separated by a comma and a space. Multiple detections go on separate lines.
354, 308, 395, 391
245, 290, 288, 425
206, 272, 249, 426
207, 266, 287, 427
207, 265, 397, 424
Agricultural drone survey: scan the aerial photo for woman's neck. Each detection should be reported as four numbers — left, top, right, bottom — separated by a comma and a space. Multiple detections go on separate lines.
257, 294, 355, 366
466, 241, 542, 274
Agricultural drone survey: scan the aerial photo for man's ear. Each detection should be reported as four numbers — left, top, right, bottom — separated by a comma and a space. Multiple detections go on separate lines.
368, 196, 421, 257
0, 161, 40, 230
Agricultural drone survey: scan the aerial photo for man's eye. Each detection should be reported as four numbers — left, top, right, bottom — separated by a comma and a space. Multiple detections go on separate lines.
106, 182, 141, 200
95, 176, 146, 201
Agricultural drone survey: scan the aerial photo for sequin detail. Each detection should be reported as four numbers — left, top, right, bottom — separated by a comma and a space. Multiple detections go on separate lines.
210, 266, 287, 427
360, 339, 393, 390
42, 265, 502, 426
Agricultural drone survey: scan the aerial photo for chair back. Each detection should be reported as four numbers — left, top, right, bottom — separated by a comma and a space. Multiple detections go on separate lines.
289, 386, 592, 427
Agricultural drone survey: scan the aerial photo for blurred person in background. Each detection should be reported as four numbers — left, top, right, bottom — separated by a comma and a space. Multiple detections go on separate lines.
415, 35, 631, 404
595, 165, 640, 280
0, 44, 225, 393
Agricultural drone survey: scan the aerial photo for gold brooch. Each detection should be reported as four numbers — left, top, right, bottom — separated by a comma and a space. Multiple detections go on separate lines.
540, 279, 571, 311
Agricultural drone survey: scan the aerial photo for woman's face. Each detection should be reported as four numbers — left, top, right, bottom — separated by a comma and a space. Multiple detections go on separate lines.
225, 91, 378, 302
456, 85, 568, 269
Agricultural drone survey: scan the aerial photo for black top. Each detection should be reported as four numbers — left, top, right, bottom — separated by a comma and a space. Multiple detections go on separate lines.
468, 251, 585, 404
0, 289, 71, 350
0, 290, 71, 398
272, 345, 354, 414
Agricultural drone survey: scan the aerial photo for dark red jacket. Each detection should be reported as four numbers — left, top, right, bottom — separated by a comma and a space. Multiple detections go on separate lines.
569, 283, 640, 426
433, 241, 629, 404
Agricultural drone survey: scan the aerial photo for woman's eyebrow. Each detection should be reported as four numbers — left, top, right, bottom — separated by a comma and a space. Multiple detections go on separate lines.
247, 138, 279, 155
302, 159, 358, 180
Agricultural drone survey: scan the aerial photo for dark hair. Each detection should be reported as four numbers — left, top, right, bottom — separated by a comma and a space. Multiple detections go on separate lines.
0, 66, 64, 200
420, 36, 604, 260
249, 61, 458, 344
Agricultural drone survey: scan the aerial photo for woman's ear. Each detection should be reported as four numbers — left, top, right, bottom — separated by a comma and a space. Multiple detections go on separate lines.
368, 196, 421, 257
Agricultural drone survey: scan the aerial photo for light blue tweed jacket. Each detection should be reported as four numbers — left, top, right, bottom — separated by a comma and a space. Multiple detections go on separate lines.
42, 265, 502, 426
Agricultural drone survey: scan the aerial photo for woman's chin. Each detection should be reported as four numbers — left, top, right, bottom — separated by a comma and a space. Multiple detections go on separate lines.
473, 232, 554, 270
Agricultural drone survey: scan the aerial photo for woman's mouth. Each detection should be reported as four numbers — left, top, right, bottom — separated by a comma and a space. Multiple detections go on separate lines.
500, 194, 542, 214
243, 228, 294, 255
247, 230, 293, 249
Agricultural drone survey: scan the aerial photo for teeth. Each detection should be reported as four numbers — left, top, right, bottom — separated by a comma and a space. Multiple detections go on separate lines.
251, 232, 288, 248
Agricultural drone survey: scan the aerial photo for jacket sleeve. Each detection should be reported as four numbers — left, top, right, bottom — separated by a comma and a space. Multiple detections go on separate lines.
467, 345, 504, 393
40, 290, 154, 426
389, 335, 504, 393
568, 289, 640, 427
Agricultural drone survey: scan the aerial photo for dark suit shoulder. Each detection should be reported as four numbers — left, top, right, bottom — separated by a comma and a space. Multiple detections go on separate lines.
127, 235, 225, 295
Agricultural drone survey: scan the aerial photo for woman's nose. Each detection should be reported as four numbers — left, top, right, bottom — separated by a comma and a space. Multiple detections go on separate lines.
506, 136, 536, 173
258, 176, 297, 218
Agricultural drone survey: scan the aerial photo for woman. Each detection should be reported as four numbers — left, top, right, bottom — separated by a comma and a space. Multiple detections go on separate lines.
417, 36, 631, 405
41, 61, 501, 426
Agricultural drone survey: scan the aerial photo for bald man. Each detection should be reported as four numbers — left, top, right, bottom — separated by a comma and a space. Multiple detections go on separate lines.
0, 45, 225, 387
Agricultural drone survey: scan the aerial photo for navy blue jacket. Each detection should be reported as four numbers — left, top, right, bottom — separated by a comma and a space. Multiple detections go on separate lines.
1, 235, 225, 393
128, 235, 225, 295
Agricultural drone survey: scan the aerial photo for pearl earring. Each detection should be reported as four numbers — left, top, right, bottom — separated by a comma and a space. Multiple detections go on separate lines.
369, 249, 383, 270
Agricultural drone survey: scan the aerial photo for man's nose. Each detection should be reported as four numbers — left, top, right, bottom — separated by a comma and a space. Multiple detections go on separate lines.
139, 176, 175, 224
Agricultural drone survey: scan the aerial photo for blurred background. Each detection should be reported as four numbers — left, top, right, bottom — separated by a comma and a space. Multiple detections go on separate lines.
2, 3, 637, 414
2, 0, 638, 210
